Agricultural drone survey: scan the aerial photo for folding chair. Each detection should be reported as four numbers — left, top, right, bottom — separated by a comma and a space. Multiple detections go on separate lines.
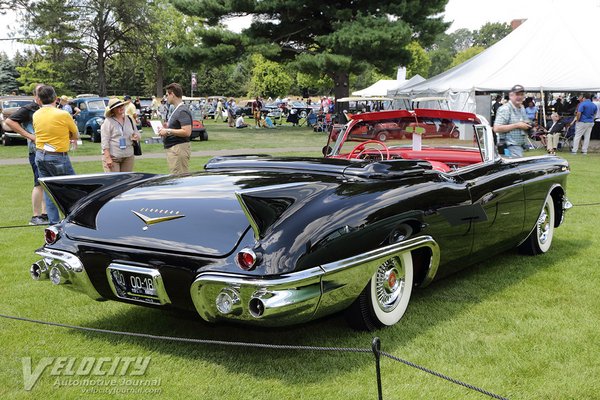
557, 117, 574, 152
557, 130, 573, 152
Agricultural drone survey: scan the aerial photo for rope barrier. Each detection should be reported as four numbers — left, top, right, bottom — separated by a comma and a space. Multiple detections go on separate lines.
0, 224, 41, 229
0, 312, 509, 399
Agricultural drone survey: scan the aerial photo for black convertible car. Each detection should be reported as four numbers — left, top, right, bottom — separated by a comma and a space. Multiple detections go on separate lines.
31, 109, 571, 330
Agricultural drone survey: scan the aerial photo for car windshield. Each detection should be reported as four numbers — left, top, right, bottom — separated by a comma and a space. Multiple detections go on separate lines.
140, 100, 152, 107
86, 100, 106, 111
2, 100, 32, 109
328, 113, 494, 171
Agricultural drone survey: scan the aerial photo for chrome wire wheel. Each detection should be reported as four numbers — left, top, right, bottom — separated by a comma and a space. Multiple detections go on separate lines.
519, 193, 555, 255
537, 205, 551, 245
536, 195, 555, 253
368, 252, 414, 326
374, 258, 405, 312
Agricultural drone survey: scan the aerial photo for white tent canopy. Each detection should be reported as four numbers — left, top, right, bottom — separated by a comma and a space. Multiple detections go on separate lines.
396, 5, 600, 112
352, 79, 405, 97
352, 74, 425, 97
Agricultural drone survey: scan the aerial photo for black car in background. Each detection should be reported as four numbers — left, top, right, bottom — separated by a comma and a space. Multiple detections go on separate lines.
0, 96, 35, 146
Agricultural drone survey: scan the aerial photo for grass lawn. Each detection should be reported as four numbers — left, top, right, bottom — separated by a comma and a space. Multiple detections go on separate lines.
0, 118, 325, 159
0, 144, 598, 399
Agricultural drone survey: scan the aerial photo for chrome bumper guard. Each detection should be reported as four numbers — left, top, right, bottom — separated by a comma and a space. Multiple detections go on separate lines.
560, 195, 573, 226
190, 236, 439, 326
32, 248, 104, 301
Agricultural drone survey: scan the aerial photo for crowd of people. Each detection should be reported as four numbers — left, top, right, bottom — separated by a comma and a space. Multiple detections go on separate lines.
492, 86, 599, 156
8, 80, 600, 227
6, 82, 193, 226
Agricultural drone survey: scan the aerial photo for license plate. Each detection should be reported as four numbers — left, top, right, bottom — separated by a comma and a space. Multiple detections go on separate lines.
106, 264, 171, 305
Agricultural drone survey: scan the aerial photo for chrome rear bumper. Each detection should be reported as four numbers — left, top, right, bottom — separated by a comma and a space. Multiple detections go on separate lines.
31, 236, 440, 326
190, 236, 439, 326
32, 248, 103, 301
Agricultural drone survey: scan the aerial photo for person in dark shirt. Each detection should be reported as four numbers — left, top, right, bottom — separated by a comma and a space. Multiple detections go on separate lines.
4, 84, 48, 225
158, 83, 192, 174
491, 95, 503, 125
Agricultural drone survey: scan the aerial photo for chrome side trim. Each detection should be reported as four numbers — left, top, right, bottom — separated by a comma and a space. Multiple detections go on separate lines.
320, 236, 440, 286
34, 248, 103, 301
316, 236, 440, 319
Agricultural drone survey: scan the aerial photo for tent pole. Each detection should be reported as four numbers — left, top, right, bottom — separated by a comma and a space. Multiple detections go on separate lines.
541, 88, 547, 126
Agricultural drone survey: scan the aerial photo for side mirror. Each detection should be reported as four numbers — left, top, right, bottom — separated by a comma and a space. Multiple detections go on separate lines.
322, 145, 332, 157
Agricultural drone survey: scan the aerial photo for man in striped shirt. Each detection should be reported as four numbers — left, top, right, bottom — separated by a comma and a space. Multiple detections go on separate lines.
493, 84, 532, 158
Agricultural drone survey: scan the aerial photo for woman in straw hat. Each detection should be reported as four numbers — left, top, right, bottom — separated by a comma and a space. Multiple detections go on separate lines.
101, 97, 140, 172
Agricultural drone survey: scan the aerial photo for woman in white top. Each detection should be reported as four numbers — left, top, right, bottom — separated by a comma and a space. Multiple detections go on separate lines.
101, 98, 140, 172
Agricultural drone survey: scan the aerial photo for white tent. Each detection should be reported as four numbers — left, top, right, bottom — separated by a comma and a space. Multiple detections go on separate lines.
352, 79, 405, 97
352, 74, 425, 97
396, 5, 600, 113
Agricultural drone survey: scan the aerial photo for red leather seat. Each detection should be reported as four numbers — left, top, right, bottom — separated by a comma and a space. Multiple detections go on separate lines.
427, 160, 451, 173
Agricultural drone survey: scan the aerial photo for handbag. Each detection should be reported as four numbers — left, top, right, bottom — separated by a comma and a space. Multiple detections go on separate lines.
128, 116, 142, 156
132, 140, 142, 156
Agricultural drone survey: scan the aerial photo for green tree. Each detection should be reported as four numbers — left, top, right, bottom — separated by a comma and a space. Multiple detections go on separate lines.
247, 54, 293, 98
450, 46, 485, 68
473, 22, 511, 48
0, 52, 20, 94
428, 48, 453, 76
16, 54, 68, 94
349, 69, 390, 94
23, 0, 151, 96
138, 0, 204, 97
406, 41, 431, 78
171, 0, 449, 103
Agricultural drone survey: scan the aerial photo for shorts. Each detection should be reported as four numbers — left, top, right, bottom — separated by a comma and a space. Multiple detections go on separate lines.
29, 152, 40, 186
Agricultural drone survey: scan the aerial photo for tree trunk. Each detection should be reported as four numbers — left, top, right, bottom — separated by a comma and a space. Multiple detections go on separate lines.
155, 56, 164, 98
97, 49, 106, 96
332, 71, 350, 117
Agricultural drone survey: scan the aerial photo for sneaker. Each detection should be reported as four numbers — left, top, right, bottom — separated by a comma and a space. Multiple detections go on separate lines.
29, 216, 46, 225
40, 214, 49, 223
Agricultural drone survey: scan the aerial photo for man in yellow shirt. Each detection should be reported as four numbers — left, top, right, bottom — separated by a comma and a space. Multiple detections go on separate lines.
33, 85, 78, 224
124, 95, 139, 125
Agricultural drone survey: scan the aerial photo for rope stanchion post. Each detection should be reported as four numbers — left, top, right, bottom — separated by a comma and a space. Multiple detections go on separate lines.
372, 337, 383, 400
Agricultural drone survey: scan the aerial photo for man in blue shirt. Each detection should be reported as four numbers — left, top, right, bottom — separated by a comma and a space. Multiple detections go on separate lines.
572, 93, 597, 154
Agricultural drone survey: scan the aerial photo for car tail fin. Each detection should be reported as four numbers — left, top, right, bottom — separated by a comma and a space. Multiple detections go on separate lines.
236, 182, 326, 239
40, 173, 157, 226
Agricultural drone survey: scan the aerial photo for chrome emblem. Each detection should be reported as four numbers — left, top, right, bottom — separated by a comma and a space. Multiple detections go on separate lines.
132, 209, 185, 230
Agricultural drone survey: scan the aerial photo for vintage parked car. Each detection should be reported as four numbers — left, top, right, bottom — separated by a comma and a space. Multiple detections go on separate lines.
71, 96, 109, 142
190, 108, 208, 141
30, 109, 571, 330
0, 96, 35, 146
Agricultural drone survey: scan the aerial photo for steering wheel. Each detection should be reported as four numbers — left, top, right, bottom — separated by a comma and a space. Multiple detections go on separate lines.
347, 140, 390, 161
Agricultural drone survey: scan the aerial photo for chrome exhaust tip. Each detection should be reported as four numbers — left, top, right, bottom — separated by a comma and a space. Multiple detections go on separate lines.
30, 261, 48, 281
248, 297, 265, 318
49, 266, 67, 285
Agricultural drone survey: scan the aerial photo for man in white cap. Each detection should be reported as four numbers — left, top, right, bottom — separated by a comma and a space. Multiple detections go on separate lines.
493, 84, 531, 158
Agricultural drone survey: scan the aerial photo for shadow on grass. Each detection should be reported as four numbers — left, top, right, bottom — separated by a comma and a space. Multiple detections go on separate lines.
68, 237, 586, 384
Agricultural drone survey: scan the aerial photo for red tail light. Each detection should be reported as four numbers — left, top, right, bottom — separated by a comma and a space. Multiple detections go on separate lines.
44, 226, 59, 245
236, 248, 257, 271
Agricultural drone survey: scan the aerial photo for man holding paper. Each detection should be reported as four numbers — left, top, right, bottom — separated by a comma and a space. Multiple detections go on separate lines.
158, 83, 192, 174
